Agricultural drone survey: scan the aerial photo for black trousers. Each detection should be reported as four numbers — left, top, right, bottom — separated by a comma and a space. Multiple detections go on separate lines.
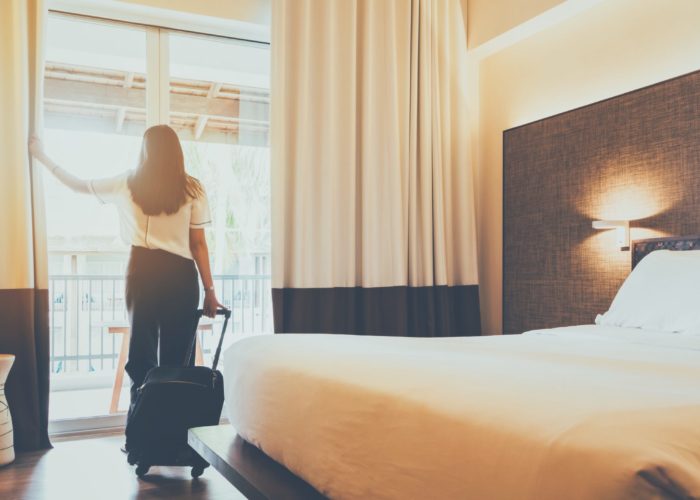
124, 246, 199, 407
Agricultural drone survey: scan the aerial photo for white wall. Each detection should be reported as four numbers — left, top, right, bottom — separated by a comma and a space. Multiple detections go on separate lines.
475, 0, 700, 334
467, 0, 563, 48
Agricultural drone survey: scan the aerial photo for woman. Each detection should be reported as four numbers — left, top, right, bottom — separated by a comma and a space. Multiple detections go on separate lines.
29, 125, 223, 416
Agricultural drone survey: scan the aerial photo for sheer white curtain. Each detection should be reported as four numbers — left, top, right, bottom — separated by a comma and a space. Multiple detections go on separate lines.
0, 0, 51, 450
271, 0, 479, 336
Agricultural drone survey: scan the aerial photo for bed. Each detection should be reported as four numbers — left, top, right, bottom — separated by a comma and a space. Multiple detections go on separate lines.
221, 237, 700, 499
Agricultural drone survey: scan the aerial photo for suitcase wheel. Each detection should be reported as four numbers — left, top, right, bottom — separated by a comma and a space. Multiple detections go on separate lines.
136, 464, 150, 478
191, 465, 205, 479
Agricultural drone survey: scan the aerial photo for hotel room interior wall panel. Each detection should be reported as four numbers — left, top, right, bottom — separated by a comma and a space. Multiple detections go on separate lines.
476, 0, 700, 334
503, 70, 700, 334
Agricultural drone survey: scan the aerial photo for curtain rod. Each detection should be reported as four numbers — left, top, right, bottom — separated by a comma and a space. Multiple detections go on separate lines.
49, 9, 271, 48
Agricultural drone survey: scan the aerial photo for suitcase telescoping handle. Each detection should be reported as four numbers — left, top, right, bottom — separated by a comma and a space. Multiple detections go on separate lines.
192, 308, 231, 371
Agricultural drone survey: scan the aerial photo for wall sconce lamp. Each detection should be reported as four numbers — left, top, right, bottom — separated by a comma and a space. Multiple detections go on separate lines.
592, 220, 630, 250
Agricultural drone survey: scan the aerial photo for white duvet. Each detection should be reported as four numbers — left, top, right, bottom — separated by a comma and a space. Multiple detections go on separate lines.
223, 326, 700, 499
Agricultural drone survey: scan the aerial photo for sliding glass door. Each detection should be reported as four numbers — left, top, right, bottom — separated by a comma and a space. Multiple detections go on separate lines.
43, 12, 270, 431
167, 32, 272, 338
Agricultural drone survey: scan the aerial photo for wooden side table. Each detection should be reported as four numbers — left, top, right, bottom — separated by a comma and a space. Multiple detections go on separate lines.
104, 320, 213, 414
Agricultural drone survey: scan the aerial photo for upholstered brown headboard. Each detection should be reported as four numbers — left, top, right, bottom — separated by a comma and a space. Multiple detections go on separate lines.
503, 69, 700, 334
631, 235, 700, 269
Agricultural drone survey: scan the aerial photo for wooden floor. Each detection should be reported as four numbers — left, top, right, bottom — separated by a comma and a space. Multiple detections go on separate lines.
0, 434, 245, 500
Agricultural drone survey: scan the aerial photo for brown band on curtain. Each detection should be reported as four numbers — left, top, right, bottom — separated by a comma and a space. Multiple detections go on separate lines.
0, 289, 51, 451
273, 286, 480, 337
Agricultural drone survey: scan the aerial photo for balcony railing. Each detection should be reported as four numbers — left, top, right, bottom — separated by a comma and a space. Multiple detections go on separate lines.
49, 274, 273, 374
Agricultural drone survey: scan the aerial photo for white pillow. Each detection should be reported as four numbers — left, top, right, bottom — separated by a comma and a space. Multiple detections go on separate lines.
595, 249, 700, 333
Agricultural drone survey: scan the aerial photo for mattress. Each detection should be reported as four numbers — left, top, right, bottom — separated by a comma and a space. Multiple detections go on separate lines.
223, 326, 700, 499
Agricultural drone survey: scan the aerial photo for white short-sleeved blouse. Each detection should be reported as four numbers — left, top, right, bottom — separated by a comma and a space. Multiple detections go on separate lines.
88, 171, 212, 260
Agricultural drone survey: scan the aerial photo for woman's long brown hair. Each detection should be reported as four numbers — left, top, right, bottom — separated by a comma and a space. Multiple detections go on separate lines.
128, 125, 203, 215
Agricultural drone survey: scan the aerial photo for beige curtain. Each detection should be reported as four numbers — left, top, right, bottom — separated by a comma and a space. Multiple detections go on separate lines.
271, 0, 480, 336
0, 0, 51, 450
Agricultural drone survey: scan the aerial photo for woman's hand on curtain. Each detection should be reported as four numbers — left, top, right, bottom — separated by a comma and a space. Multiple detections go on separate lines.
28, 135, 91, 194
28, 135, 48, 163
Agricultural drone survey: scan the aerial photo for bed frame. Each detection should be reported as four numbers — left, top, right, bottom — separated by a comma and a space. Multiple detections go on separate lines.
188, 425, 327, 499
631, 235, 700, 269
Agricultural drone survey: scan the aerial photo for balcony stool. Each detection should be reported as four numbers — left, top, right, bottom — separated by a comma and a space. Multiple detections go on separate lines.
103, 321, 211, 414
0, 354, 15, 466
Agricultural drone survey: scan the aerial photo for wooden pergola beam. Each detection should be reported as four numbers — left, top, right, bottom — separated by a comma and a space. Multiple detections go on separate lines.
124, 72, 135, 89
45, 111, 273, 146
194, 116, 208, 140
45, 78, 241, 119
207, 82, 223, 99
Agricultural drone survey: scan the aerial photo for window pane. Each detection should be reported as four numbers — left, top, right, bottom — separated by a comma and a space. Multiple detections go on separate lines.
45, 15, 148, 137
46, 15, 146, 73
44, 14, 147, 253
168, 32, 272, 337
44, 14, 148, 420
44, 15, 147, 262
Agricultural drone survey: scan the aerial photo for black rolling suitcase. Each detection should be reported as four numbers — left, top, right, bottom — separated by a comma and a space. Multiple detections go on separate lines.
125, 308, 231, 478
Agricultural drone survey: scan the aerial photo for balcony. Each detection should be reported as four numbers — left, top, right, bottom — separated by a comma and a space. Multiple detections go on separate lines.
49, 273, 272, 422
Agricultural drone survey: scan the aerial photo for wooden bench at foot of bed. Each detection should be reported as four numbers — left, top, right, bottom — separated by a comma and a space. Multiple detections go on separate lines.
188, 425, 327, 500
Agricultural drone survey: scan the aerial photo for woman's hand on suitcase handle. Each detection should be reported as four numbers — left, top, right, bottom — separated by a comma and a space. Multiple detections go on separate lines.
203, 289, 224, 318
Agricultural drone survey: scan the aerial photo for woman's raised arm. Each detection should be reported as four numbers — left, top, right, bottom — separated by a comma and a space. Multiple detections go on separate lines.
29, 135, 91, 194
